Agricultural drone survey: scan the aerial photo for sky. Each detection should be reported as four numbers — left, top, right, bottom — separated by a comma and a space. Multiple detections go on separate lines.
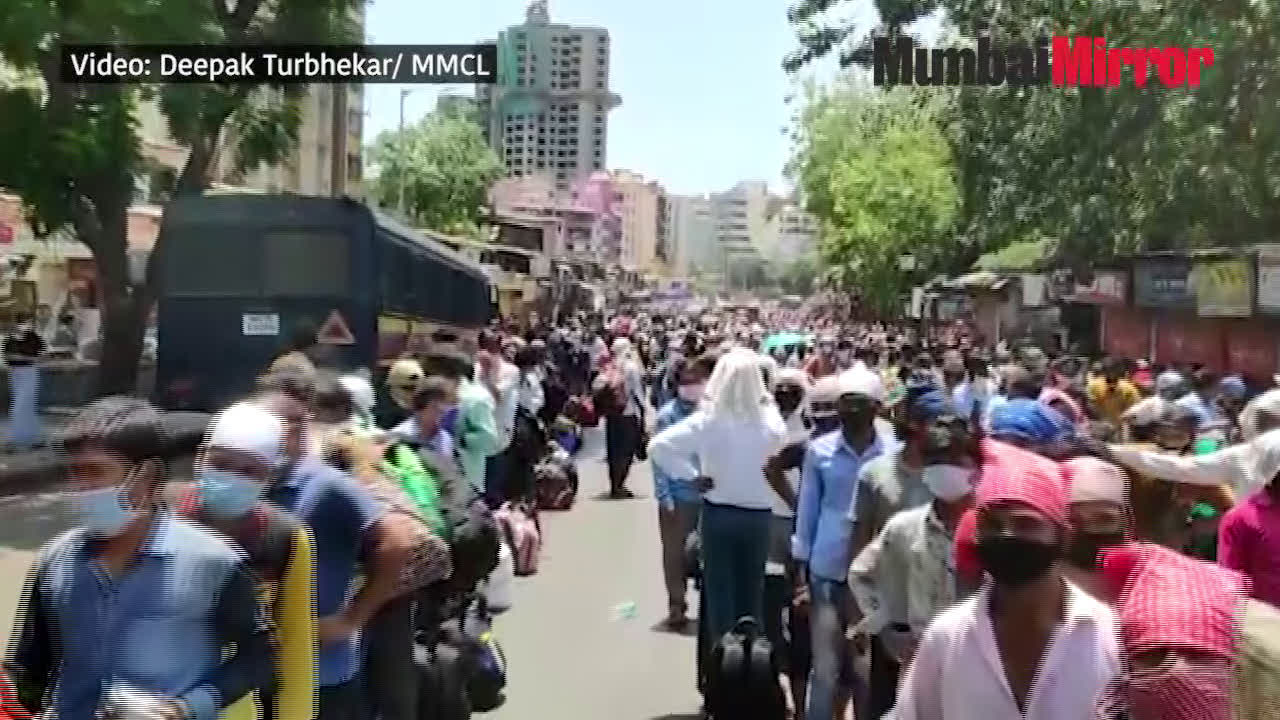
362, 0, 872, 197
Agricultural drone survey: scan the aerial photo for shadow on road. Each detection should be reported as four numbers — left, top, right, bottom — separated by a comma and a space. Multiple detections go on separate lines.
0, 490, 77, 551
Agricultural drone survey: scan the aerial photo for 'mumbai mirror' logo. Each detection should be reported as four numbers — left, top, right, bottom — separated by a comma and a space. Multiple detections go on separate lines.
873, 36, 1214, 87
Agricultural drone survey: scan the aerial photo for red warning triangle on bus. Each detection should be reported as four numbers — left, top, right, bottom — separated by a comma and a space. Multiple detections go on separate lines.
316, 310, 355, 345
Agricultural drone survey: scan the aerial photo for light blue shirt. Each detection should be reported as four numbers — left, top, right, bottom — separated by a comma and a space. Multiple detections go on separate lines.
792, 429, 884, 582
18, 515, 268, 720
1176, 392, 1226, 431
652, 398, 702, 507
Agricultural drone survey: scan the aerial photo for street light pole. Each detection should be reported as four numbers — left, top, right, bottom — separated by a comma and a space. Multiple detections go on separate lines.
397, 88, 412, 216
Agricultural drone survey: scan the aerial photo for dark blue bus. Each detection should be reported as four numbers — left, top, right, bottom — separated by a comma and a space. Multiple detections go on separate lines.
155, 194, 493, 411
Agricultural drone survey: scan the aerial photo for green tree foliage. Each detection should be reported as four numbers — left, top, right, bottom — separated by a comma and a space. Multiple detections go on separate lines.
777, 254, 820, 296
788, 82, 960, 316
0, 0, 356, 394
785, 0, 1280, 267
368, 113, 503, 233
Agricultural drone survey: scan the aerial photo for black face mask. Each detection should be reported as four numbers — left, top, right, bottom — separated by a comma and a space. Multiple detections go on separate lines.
838, 409, 876, 433
976, 536, 1059, 587
775, 389, 803, 414
1067, 530, 1126, 570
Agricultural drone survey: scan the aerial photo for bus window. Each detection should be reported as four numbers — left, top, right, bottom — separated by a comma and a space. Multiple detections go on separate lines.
379, 240, 412, 314
263, 230, 350, 297
166, 228, 262, 296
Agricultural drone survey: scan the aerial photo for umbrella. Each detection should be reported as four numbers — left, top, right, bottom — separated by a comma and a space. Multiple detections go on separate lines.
760, 332, 811, 355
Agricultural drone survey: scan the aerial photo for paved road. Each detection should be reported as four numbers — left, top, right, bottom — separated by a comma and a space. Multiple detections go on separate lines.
0, 428, 704, 720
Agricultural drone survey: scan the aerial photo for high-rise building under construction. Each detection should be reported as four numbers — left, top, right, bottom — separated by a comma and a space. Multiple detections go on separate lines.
477, 1, 622, 191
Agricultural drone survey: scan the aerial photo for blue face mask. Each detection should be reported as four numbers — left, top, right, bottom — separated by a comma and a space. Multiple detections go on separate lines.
441, 406, 461, 431
74, 485, 140, 537
196, 468, 264, 518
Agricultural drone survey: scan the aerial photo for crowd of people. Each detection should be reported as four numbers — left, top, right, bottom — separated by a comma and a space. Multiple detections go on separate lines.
2, 306, 1280, 720
637, 312, 1280, 719
0, 322, 594, 720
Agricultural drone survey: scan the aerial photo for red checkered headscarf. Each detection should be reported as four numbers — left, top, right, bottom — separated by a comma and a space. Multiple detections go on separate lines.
1098, 543, 1247, 720
975, 438, 1071, 530
1100, 542, 1248, 659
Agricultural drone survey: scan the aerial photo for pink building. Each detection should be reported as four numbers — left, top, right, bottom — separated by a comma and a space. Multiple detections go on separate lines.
488, 172, 622, 262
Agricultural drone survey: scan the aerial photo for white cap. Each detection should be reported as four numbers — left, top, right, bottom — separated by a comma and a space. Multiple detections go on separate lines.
1155, 370, 1184, 394
340, 375, 375, 414
1063, 456, 1128, 506
208, 402, 285, 467
837, 366, 884, 403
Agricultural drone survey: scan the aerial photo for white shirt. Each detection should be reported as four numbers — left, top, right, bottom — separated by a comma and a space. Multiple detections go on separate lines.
481, 360, 520, 450
1109, 427, 1280, 498
516, 369, 544, 416
770, 411, 810, 518
892, 580, 1120, 720
1121, 395, 1172, 428
648, 406, 788, 511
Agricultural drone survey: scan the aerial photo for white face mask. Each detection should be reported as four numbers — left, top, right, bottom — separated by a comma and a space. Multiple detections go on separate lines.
921, 464, 976, 501
678, 382, 705, 403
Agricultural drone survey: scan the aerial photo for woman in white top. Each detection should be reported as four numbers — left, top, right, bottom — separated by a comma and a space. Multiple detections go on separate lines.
648, 348, 788, 656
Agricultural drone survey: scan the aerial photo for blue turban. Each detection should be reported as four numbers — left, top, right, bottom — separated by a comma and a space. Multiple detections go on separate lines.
988, 397, 1074, 446
908, 389, 953, 422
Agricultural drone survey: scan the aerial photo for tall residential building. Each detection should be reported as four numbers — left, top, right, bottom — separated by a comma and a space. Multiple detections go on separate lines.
710, 180, 771, 261
769, 203, 820, 263
477, 0, 622, 191
669, 195, 715, 276
611, 169, 663, 272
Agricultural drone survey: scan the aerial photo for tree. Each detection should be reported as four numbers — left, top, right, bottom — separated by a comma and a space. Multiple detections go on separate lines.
0, 0, 357, 394
367, 113, 503, 233
777, 254, 819, 296
785, 0, 1280, 265
788, 82, 960, 316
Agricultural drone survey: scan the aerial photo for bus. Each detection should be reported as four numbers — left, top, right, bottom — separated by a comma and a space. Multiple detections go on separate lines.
155, 195, 493, 411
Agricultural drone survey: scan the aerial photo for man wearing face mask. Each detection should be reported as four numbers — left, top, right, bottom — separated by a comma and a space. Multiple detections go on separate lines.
3, 313, 46, 452
178, 402, 317, 720
421, 352, 500, 497
850, 418, 976, 719
255, 372, 409, 720
7, 397, 274, 720
651, 354, 715, 629
1096, 543, 1266, 720
792, 367, 886, 720
1060, 456, 1132, 601
804, 336, 838, 381
893, 445, 1121, 719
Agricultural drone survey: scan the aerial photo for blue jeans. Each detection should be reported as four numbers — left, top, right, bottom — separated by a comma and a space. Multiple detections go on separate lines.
699, 502, 772, 654
806, 577, 853, 720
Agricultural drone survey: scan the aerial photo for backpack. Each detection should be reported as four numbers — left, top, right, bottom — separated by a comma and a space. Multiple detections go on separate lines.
563, 395, 599, 428
424, 446, 501, 592
590, 368, 627, 418
704, 617, 786, 720
493, 501, 541, 576
414, 640, 472, 720
534, 452, 579, 511
439, 595, 508, 713
382, 443, 446, 537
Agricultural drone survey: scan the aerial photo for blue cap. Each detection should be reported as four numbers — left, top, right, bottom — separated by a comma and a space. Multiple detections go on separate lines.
1219, 375, 1246, 400
908, 389, 953, 422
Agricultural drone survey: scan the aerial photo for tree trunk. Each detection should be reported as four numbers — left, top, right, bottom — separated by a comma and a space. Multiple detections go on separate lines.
96, 276, 149, 397
79, 190, 150, 397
